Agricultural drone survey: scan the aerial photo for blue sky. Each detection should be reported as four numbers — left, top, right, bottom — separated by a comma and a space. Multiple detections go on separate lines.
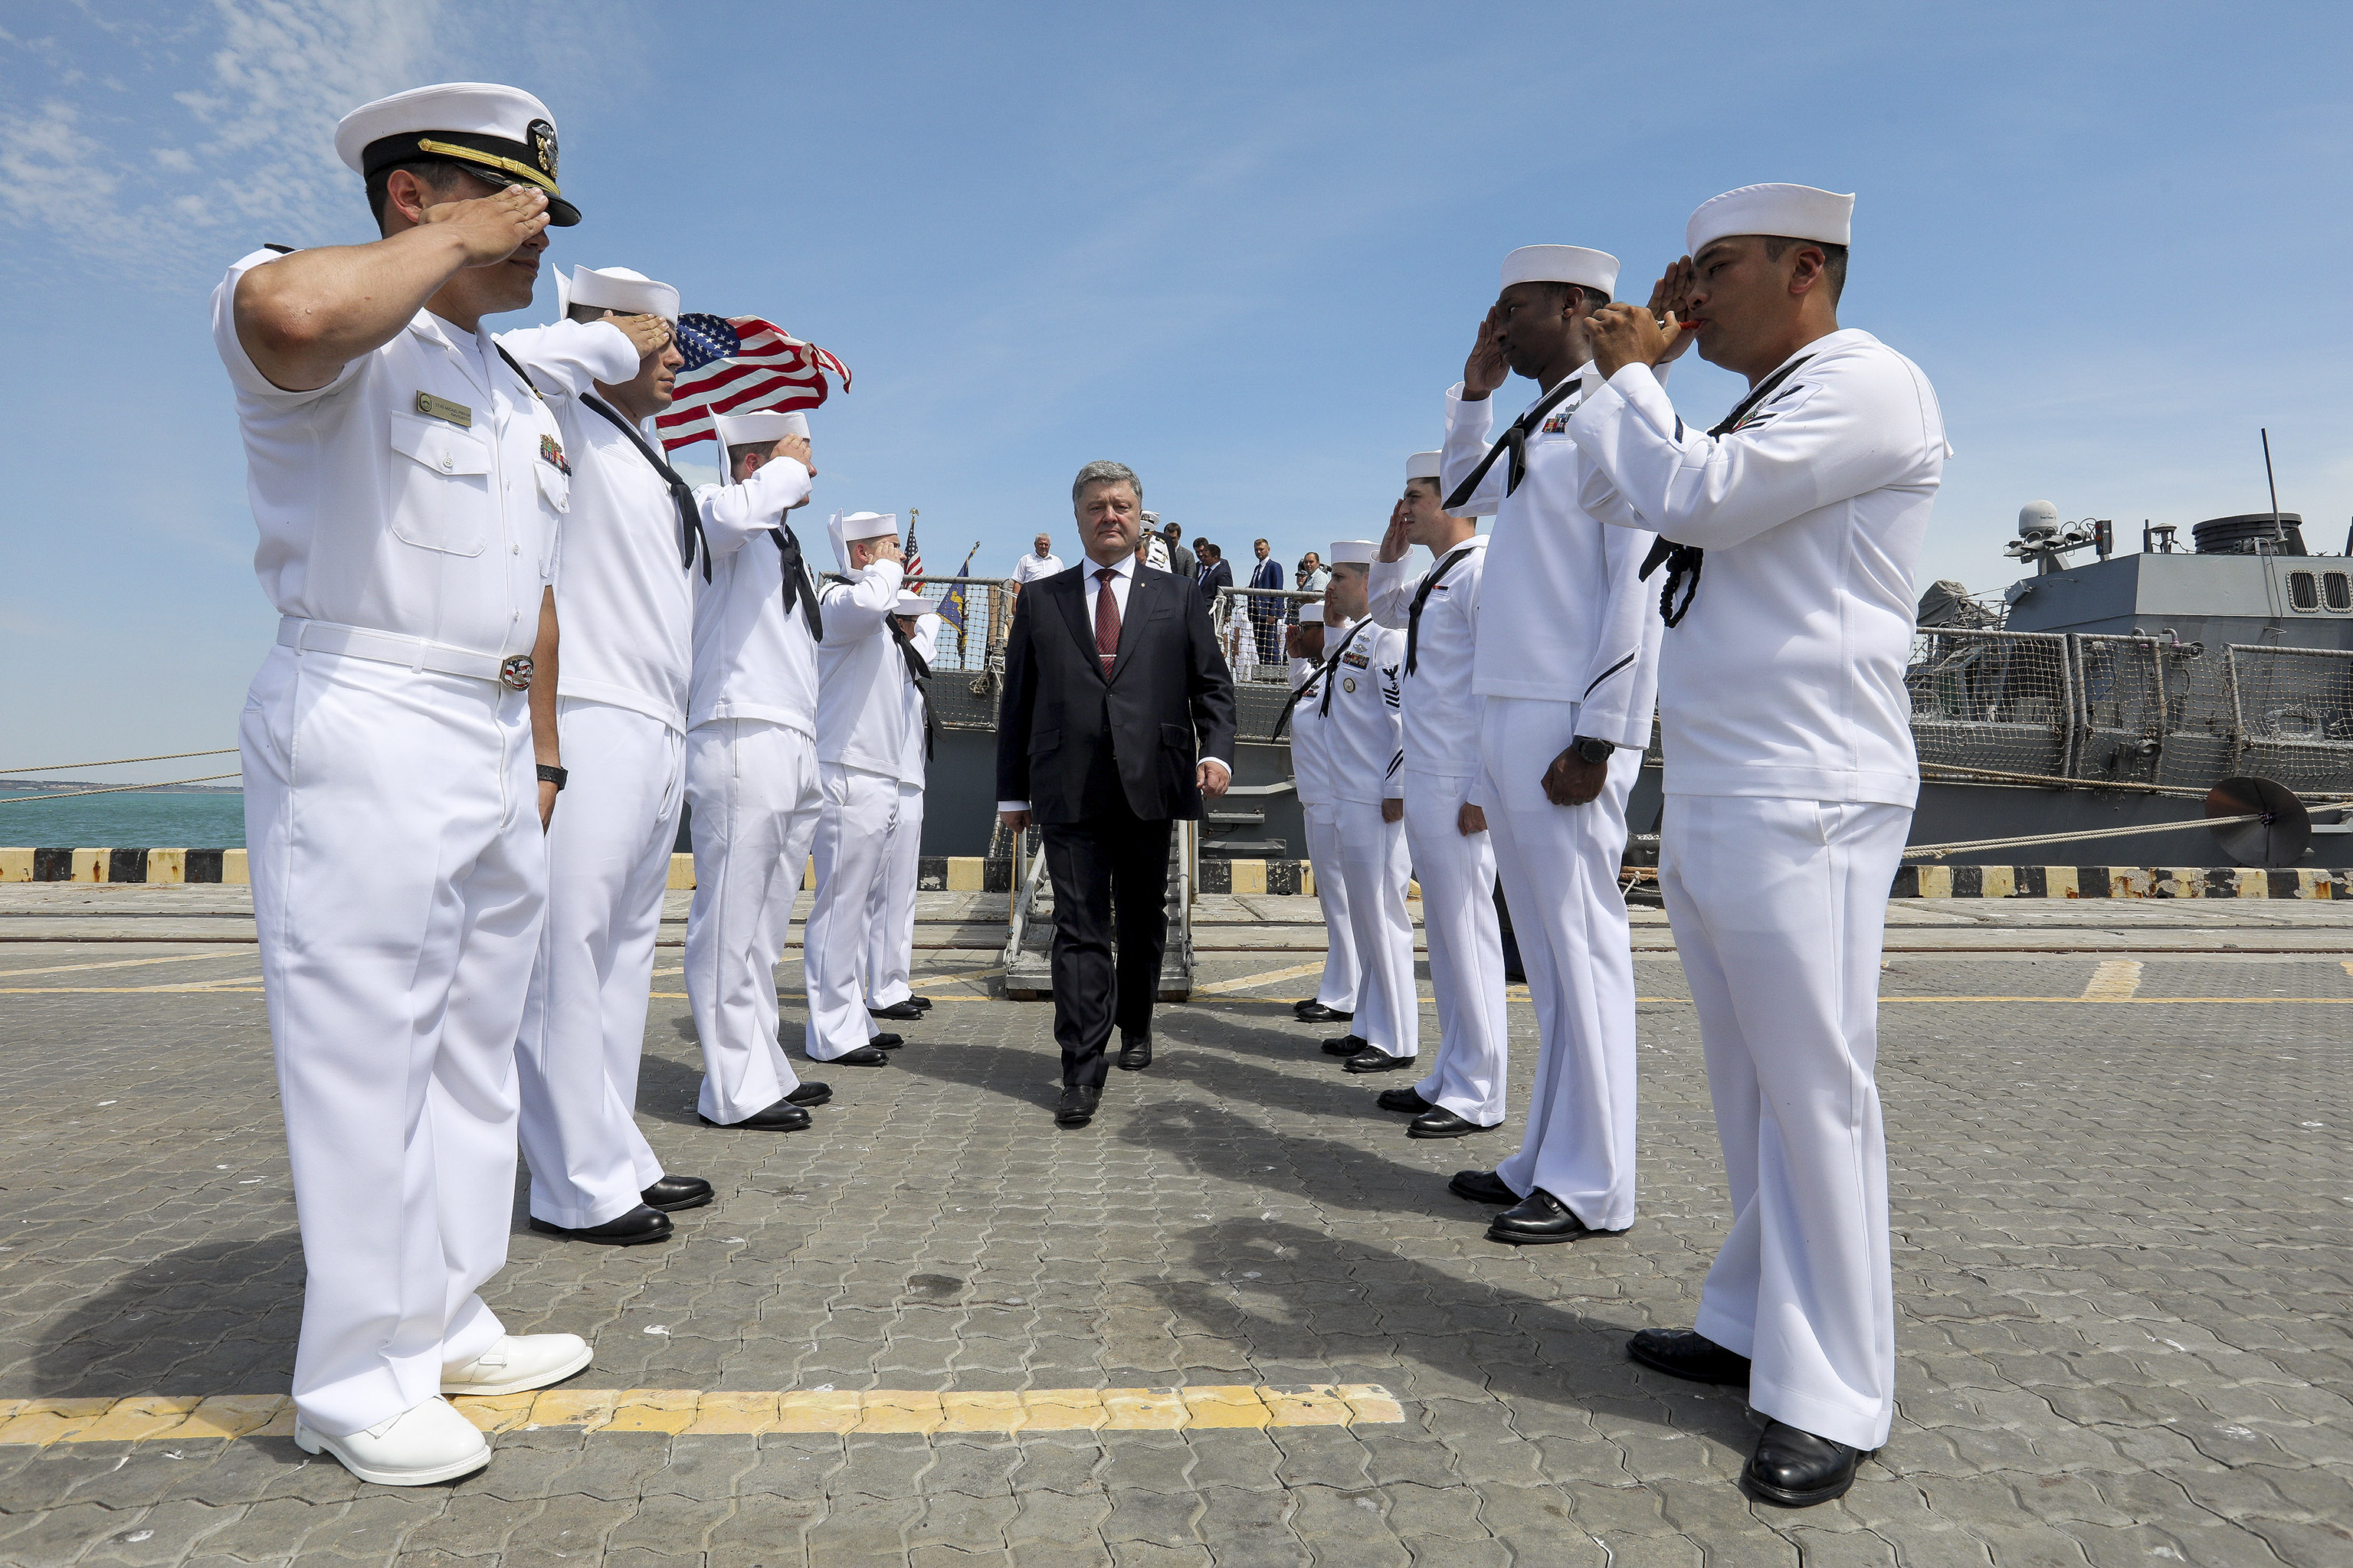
4, 1, 2349, 777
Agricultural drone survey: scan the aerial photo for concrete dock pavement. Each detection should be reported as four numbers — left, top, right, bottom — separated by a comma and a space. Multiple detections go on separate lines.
0, 883, 2346, 1565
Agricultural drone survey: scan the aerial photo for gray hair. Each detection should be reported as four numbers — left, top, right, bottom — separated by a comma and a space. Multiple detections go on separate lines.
1071, 460, 1142, 505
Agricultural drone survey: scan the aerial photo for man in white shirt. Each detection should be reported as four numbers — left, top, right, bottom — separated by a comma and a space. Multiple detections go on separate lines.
215, 81, 611, 1488
1280, 602, 1357, 1026
1571, 184, 1945, 1507
499, 265, 711, 1249
683, 409, 828, 1131
805, 512, 913, 1065
1439, 244, 1662, 1257
1367, 454, 1505, 1138
1011, 534, 1062, 594
1312, 542, 1415, 1076
862, 590, 938, 1023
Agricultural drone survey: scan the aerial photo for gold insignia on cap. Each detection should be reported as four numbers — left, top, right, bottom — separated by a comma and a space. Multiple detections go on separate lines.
528, 118, 557, 177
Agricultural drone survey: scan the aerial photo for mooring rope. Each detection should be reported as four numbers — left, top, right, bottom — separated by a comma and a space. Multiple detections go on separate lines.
0, 748, 238, 776
0, 772, 244, 806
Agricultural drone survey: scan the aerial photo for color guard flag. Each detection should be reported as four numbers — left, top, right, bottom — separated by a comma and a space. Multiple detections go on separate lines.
656, 314, 850, 453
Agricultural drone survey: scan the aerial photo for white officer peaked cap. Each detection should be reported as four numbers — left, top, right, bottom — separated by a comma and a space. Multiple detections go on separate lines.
333, 82, 578, 226
1299, 601, 1325, 624
1686, 183, 1853, 257
1329, 539, 1377, 566
893, 590, 929, 616
1406, 451, 1443, 481
828, 510, 900, 572
559, 265, 679, 321
1500, 244, 1618, 298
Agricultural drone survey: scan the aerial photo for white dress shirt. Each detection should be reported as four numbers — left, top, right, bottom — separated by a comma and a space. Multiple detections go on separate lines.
1011, 550, 1063, 584
684, 458, 819, 735
1368, 533, 1488, 778
814, 558, 914, 780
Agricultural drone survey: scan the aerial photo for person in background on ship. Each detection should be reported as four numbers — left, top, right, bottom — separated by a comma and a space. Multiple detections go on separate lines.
804, 512, 916, 1069
861, 588, 938, 1025
1569, 183, 1945, 1509
1139, 511, 1173, 571
216, 80, 614, 1488
1366, 453, 1506, 1139
1160, 519, 1195, 582
1194, 538, 1233, 603
1247, 536, 1286, 669
1010, 532, 1062, 605
682, 409, 831, 1134
500, 264, 713, 1249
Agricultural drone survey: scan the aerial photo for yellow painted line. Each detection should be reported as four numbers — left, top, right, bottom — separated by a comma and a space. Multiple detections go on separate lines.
0, 985, 264, 994
0, 952, 244, 980
0, 1384, 1405, 1446
1197, 961, 1327, 996
2080, 959, 2145, 1000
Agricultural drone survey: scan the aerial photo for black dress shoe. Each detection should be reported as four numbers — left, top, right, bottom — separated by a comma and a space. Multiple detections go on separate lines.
1449, 1169, 1517, 1205
785, 1082, 831, 1107
528, 1204, 673, 1246
868, 1000, 925, 1022
906, 995, 933, 1010
1486, 1189, 1623, 1244
700, 1099, 811, 1131
1054, 1085, 1101, 1128
1295, 1001, 1353, 1024
1744, 1421, 1867, 1507
1343, 1048, 1414, 1074
1376, 1086, 1434, 1115
641, 1175, 713, 1212
1408, 1107, 1493, 1140
1117, 1034, 1152, 1071
831, 1045, 890, 1066
1321, 1034, 1368, 1057
869, 1032, 903, 1049
1627, 1327, 1752, 1386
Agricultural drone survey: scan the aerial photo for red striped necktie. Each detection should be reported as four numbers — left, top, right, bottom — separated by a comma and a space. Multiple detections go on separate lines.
1094, 567, 1120, 675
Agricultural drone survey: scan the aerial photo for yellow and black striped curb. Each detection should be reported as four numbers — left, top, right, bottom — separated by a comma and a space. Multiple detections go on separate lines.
1889, 863, 2343, 899
0, 1385, 1405, 1445
0, 848, 999, 894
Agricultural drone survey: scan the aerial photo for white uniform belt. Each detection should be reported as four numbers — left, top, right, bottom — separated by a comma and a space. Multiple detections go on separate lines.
277, 617, 515, 685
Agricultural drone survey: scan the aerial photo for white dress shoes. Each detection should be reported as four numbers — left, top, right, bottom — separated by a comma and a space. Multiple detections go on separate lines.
441, 1333, 594, 1397
293, 1396, 490, 1486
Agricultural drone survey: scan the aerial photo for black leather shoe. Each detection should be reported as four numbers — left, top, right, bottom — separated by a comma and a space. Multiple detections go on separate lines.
1449, 1169, 1517, 1205
1321, 1034, 1368, 1057
1295, 1000, 1353, 1024
528, 1204, 673, 1246
1744, 1421, 1866, 1507
1627, 1327, 1751, 1386
1376, 1086, 1434, 1115
1054, 1085, 1101, 1128
1343, 1048, 1414, 1074
1486, 1189, 1622, 1244
1409, 1108, 1493, 1139
785, 1082, 831, 1107
641, 1175, 713, 1212
870, 1032, 903, 1049
701, 1100, 811, 1131
832, 1045, 890, 1066
906, 995, 934, 1010
868, 1000, 925, 1022
1117, 1034, 1152, 1071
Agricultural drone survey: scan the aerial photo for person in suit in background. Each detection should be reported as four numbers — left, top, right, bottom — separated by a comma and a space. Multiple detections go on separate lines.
996, 461, 1237, 1128
1247, 538, 1286, 668
1162, 520, 1196, 583
1194, 538, 1233, 604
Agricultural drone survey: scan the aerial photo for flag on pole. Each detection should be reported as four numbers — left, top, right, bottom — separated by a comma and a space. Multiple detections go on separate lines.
940, 541, 981, 661
655, 314, 850, 453
903, 510, 923, 585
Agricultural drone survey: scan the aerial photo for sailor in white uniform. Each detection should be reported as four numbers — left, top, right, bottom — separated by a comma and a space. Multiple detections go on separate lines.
804, 512, 913, 1064
1366, 454, 1506, 1137
1313, 542, 1416, 1075
1278, 602, 1359, 1026
499, 264, 711, 1246
1438, 244, 1662, 1250
215, 81, 611, 1488
1571, 184, 1945, 1507
861, 590, 937, 1023
683, 410, 831, 1128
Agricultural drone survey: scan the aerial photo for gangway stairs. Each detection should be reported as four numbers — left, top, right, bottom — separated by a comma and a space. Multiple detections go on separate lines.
1002, 821, 1195, 1001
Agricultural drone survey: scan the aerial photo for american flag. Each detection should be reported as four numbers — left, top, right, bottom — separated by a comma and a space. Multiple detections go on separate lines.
903, 511, 923, 585
654, 314, 851, 453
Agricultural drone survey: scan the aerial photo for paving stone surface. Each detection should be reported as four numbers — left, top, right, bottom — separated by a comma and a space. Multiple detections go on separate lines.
0, 893, 2347, 1564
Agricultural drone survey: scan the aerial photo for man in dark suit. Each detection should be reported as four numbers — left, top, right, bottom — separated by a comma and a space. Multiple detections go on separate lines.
998, 461, 1237, 1128
1193, 539, 1233, 604
1247, 537, 1286, 667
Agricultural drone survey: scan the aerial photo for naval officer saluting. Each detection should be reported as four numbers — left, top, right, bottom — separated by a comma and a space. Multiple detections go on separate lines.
1570, 184, 1947, 1507
1366, 456, 1506, 1137
682, 411, 831, 1129
499, 264, 713, 1246
1437, 244, 1662, 1249
216, 82, 618, 1486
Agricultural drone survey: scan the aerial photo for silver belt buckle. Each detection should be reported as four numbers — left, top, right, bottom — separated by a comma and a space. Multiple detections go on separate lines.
499, 654, 535, 691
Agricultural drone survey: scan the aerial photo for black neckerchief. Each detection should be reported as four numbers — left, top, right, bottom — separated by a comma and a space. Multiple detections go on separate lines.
768, 524, 824, 641
1637, 354, 1814, 627
889, 617, 934, 761
578, 394, 710, 581
1268, 620, 1365, 741
1404, 544, 1476, 676
1441, 374, 1583, 512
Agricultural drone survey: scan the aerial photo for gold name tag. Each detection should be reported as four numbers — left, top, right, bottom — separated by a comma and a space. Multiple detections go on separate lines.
415, 391, 474, 427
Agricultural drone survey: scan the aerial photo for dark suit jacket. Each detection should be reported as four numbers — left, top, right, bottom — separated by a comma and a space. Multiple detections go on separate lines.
1248, 557, 1284, 592
997, 561, 1238, 824
1195, 558, 1232, 604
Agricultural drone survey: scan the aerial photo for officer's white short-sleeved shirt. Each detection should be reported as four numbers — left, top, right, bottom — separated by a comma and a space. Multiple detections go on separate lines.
211, 248, 574, 662
1011, 552, 1063, 584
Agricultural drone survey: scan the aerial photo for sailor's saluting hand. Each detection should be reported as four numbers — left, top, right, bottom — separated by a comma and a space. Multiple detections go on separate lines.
1460, 306, 1509, 401
599, 310, 673, 358
420, 182, 551, 266
1378, 497, 1412, 564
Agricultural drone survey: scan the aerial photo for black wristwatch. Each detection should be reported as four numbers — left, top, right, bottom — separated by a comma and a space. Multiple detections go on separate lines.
536, 764, 569, 791
1570, 735, 1615, 765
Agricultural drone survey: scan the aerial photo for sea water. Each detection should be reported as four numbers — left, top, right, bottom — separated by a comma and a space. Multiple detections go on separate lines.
0, 784, 246, 849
